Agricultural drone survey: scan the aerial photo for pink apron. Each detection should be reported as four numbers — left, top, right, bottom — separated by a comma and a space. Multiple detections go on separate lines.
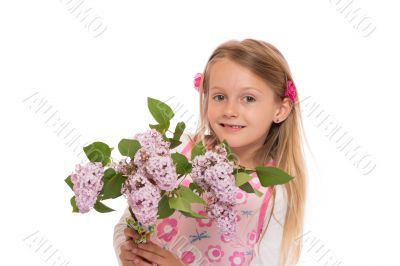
149, 140, 275, 266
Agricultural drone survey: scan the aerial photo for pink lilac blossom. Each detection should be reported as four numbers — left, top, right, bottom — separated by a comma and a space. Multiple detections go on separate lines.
133, 148, 151, 168
110, 158, 136, 176
70, 162, 104, 213
121, 170, 161, 227
145, 156, 178, 191
115, 129, 180, 227
134, 129, 170, 156
132, 129, 178, 192
207, 201, 238, 240
191, 149, 237, 203
191, 151, 222, 190
204, 162, 237, 203
191, 146, 238, 237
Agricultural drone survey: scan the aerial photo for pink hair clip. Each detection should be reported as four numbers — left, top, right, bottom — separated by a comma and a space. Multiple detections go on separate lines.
193, 73, 202, 92
285, 80, 297, 103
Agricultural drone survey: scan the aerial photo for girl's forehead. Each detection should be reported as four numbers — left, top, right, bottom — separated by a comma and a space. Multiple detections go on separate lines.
208, 59, 274, 95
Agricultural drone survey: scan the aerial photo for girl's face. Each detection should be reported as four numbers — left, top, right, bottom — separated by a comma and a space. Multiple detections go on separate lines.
207, 58, 280, 156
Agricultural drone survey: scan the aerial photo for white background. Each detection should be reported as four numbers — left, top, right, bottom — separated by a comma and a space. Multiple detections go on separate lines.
1, 0, 399, 265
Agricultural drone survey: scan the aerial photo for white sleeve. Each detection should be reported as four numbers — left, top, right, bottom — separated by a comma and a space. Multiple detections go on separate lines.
250, 185, 287, 266
113, 206, 131, 266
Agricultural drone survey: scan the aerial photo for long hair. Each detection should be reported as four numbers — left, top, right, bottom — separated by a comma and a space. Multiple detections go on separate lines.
191, 39, 307, 266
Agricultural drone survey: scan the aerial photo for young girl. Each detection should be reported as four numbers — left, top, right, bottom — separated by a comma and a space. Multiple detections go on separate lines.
113, 39, 307, 266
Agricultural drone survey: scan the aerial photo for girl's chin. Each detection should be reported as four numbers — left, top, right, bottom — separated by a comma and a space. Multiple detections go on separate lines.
215, 135, 241, 147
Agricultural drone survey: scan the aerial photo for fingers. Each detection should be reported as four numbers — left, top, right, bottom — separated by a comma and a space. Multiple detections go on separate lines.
121, 239, 137, 251
124, 227, 139, 240
130, 257, 154, 266
120, 241, 137, 261
120, 243, 138, 266
124, 227, 151, 243
121, 256, 153, 266
120, 241, 153, 266
120, 239, 158, 266
137, 241, 168, 258
132, 243, 164, 266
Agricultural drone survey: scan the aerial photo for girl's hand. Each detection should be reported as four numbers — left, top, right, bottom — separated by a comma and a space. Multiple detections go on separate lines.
120, 227, 185, 266
132, 241, 186, 266
119, 227, 144, 266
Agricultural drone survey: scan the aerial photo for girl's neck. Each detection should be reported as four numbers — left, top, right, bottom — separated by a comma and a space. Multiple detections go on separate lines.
231, 147, 260, 170
232, 148, 274, 169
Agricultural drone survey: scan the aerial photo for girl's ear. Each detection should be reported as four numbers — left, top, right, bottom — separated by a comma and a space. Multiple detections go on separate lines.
273, 98, 293, 123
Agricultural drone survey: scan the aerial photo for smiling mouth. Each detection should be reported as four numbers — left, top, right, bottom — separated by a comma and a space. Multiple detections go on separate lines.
219, 123, 246, 129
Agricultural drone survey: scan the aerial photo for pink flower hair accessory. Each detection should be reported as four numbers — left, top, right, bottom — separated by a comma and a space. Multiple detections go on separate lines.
285, 80, 297, 103
193, 73, 202, 92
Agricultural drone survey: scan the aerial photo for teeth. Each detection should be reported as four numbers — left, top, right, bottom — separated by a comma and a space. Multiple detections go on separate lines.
224, 124, 243, 128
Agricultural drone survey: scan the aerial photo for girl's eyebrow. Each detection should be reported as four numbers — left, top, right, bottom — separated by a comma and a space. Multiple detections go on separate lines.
210, 86, 263, 94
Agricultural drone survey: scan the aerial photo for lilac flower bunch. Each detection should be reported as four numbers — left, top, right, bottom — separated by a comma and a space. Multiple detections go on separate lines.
134, 129, 170, 157
65, 97, 198, 244
121, 169, 161, 227
191, 145, 238, 238
133, 130, 178, 192
110, 158, 136, 176
70, 162, 104, 213
117, 129, 179, 228
65, 97, 294, 244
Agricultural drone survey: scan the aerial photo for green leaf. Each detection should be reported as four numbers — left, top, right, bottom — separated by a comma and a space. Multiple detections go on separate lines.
149, 123, 170, 135
102, 168, 117, 182
70, 196, 79, 213
179, 210, 207, 219
239, 168, 255, 174
147, 97, 174, 126
83, 142, 112, 166
254, 188, 263, 197
256, 166, 294, 187
118, 139, 141, 158
233, 167, 253, 176
222, 139, 238, 161
101, 169, 128, 200
239, 182, 263, 197
157, 195, 175, 219
65, 175, 73, 190
93, 201, 115, 213
178, 186, 205, 205
168, 197, 192, 213
171, 152, 192, 175
173, 122, 186, 141
167, 122, 186, 149
189, 183, 204, 195
191, 141, 207, 160
235, 172, 253, 187
239, 182, 253, 193
168, 138, 182, 150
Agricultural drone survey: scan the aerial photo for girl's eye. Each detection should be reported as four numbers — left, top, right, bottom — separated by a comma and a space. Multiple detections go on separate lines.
244, 96, 256, 102
213, 95, 225, 101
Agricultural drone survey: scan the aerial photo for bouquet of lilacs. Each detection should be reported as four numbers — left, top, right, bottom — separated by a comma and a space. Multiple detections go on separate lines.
65, 97, 294, 243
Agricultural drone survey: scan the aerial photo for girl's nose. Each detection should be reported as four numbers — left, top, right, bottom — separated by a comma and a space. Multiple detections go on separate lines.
223, 100, 239, 117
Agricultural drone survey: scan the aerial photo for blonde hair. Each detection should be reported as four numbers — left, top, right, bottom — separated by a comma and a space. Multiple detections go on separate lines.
191, 39, 307, 266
